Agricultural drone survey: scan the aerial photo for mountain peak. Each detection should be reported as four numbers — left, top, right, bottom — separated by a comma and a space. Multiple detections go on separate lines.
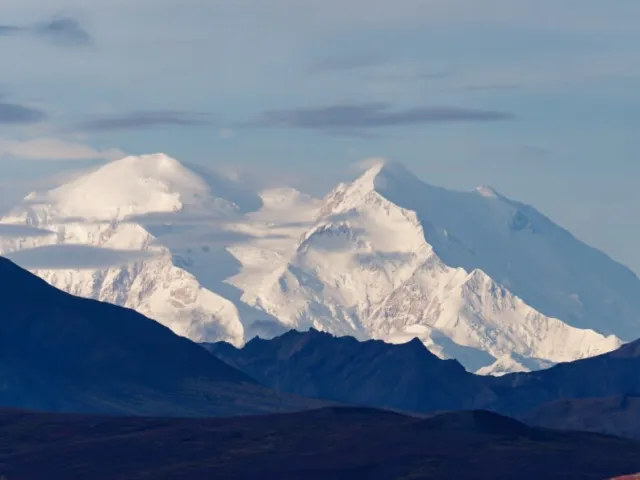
44, 153, 224, 220
121, 152, 182, 168
354, 159, 421, 191
96, 153, 193, 180
321, 160, 425, 215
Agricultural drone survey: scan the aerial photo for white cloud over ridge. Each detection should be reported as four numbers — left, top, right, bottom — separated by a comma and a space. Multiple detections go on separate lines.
0, 224, 55, 239
4, 244, 156, 269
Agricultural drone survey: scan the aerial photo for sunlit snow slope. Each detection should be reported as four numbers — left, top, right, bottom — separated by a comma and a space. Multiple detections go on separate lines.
1, 154, 636, 374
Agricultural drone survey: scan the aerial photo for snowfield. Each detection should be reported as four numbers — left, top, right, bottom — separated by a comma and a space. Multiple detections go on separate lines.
1, 153, 637, 374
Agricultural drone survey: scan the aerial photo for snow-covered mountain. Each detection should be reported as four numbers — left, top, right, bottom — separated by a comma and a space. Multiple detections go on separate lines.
1, 154, 637, 374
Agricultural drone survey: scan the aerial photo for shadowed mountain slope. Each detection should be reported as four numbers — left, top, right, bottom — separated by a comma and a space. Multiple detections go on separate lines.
0, 257, 321, 416
204, 329, 640, 437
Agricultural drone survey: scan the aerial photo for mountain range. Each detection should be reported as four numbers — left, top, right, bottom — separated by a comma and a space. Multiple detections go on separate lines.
1, 153, 638, 374
0, 253, 639, 476
204, 330, 479, 413
205, 328, 640, 438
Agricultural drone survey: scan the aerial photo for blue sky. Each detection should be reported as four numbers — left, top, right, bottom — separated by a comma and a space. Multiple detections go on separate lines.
1, 0, 640, 272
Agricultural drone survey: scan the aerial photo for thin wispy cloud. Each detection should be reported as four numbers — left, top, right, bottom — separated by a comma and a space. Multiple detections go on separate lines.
417, 72, 451, 80
360, 70, 451, 86
249, 102, 514, 136
4, 245, 157, 270
519, 145, 553, 159
311, 53, 387, 72
77, 110, 211, 132
33, 17, 92, 46
0, 224, 55, 239
324, 129, 385, 139
0, 138, 124, 161
0, 16, 92, 47
0, 100, 47, 125
0, 26, 20, 36
466, 84, 521, 91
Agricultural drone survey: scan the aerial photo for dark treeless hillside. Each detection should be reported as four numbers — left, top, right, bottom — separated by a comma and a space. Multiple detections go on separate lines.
203, 329, 482, 413
0, 257, 321, 416
0, 407, 639, 480
524, 395, 640, 440
205, 328, 640, 439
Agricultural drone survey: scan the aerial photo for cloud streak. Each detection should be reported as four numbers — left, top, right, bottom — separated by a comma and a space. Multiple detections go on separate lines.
0, 138, 124, 161
466, 83, 521, 91
4, 245, 156, 270
33, 17, 92, 46
311, 53, 387, 72
250, 103, 514, 135
0, 224, 55, 239
0, 100, 47, 125
76, 110, 211, 132
0, 16, 92, 47
0, 26, 20, 36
